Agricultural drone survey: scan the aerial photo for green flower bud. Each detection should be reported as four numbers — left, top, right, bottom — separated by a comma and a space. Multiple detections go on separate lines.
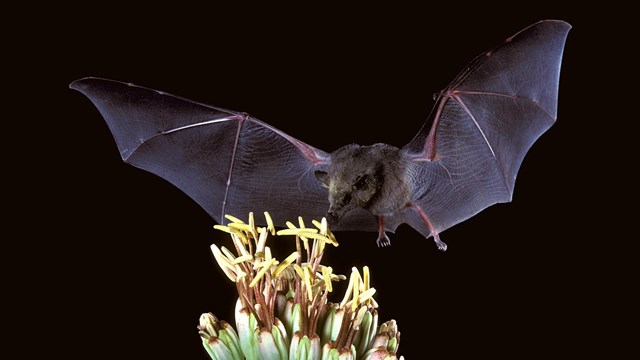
352, 308, 378, 356
320, 304, 345, 344
290, 333, 321, 360
198, 313, 243, 360
363, 320, 402, 359
235, 301, 260, 359
258, 327, 286, 360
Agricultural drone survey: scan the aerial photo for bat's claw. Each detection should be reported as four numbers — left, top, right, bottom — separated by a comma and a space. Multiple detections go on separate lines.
433, 235, 447, 251
376, 232, 391, 247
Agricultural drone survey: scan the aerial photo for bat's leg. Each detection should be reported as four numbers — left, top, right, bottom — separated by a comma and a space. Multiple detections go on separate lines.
411, 203, 447, 251
376, 215, 391, 247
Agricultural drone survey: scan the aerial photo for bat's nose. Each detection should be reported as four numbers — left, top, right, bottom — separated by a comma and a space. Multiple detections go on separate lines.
328, 198, 354, 226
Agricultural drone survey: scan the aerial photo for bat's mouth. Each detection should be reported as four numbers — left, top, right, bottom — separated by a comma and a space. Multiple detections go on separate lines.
327, 210, 341, 227
327, 201, 356, 226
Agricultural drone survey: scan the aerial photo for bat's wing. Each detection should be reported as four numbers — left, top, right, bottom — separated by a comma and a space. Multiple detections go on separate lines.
70, 77, 331, 227
397, 20, 571, 240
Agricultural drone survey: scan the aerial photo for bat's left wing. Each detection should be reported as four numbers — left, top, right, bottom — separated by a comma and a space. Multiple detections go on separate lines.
70, 77, 331, 227
397, 20, 571, 244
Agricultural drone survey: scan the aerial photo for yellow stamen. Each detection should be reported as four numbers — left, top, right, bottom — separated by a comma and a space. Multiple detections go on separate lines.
296, 231, 331, 243
228, 222, 253, 233
210, 244, 237, 281
224, 214, 245, 224
293, 264, 305, 278
316, 237, 326, 257
256, 226, 269, 253
370, 297, 379, 308
311, 218, 328, 236
332, 274, 347, 281
357, 288, 377, 304
340, 267, 357, 308
234, 266, 247, 280
248, 212, 258, 240
234, 231, 250, 246
219, 246, 235, 259
229, 234, 250, 258
211, 244, 233, 268
322, 266, 333, 292
309, 221, 338, 246
276, 266, 295, 281
276, 228, 319, 236
215, 224, 249, 245
264, 211, 275, 235
231, 254, 253, 265
327, 230, 338, 246
249, 258, 276, 287
253, 256, 277, 269
213, 224, 230, 232
351, 268, 361, 312
303, 265, 313, 301
273, 252, 298, 277
363, 266, 370, 291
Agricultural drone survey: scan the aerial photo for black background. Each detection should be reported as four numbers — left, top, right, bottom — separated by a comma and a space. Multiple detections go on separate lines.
8, 3, 633, 359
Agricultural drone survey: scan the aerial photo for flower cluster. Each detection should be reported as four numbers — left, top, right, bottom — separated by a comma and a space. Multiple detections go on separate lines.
198, 212, 403, 359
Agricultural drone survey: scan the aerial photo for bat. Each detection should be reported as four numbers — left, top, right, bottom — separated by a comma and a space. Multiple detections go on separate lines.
70, 20, 570, 251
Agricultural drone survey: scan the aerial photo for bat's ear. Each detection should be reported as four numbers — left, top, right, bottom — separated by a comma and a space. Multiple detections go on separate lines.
314, 171, 330, 187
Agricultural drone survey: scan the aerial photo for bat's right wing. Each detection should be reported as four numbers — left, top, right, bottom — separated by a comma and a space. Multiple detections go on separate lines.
71, 77, 331, 227
399, 20, 571, 241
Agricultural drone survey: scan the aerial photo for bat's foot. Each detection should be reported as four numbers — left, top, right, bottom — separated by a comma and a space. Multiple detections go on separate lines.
376, 232, 391, 247
433, 234, 447, 251
376, 215, 391, 247
410, 203, 448, 251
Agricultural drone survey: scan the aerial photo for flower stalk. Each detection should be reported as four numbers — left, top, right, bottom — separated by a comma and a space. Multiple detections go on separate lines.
200, 212, 404, 359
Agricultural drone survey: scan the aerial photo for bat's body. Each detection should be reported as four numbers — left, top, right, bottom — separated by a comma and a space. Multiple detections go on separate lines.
71, 20, 570, 250
314, 143, 424, 248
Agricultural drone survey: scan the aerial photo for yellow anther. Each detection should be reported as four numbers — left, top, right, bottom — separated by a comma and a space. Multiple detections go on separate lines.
224, 214, 245, 224
264, 211, 275, 235
357, 288, 376, 304
248, 212, 258, 240
276, 228, 319, 236
229, 222, 253, 233
249, 258, 276, 287
322, 266, 333, 292
273, 252, 299, 278
231, 254, 253, 265
303, 265, 313, 301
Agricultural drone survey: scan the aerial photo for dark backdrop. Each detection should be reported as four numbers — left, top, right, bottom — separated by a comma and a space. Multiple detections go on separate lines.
9, 3, 632, 359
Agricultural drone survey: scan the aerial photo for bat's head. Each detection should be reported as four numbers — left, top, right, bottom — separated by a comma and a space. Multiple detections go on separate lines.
315, 144, 396, 225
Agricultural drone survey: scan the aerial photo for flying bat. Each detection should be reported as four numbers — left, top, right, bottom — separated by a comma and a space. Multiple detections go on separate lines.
70, 20, 571, 250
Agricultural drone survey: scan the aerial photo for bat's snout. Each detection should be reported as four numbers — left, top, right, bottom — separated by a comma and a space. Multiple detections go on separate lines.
327, 210, 341, 227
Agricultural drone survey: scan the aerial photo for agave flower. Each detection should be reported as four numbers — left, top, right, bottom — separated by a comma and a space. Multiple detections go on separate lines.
198, 212, 404, 360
